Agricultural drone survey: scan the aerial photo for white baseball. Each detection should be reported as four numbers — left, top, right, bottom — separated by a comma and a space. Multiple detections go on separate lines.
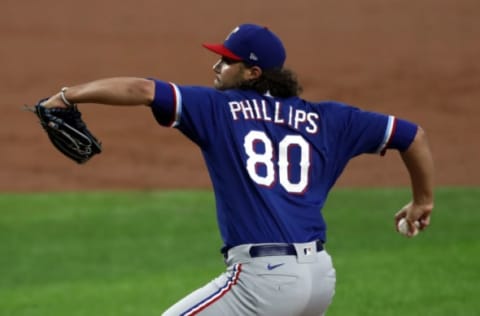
397, 218, 420, 236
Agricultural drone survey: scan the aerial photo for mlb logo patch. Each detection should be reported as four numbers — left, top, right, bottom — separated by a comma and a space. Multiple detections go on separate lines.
303, 247, 313, 256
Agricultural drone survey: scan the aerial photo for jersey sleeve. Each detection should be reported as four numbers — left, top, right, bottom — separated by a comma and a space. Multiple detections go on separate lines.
323, 102, 418, 158
149, 79, 182, 127
378, 117, 418, 154
149, 79, 225, 147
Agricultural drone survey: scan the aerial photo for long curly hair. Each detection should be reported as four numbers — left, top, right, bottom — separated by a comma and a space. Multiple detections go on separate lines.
238, 67, 303, 98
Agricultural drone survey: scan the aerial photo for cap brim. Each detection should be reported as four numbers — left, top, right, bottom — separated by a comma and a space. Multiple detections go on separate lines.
202, 43, 243, 61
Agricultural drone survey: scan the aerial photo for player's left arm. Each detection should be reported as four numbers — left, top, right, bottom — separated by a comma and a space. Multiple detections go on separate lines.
40, 77, 155, 108
395, 126, 435, 235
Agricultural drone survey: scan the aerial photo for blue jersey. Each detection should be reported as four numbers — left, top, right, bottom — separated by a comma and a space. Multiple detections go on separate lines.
150, 80, 417, 249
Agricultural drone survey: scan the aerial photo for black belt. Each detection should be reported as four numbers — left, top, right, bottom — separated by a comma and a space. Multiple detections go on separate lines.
221, 240, 324, 259
249, 240, 324, 258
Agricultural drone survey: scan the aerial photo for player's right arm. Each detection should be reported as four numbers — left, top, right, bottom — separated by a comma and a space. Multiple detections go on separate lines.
394, 126, 434, 236
40, 77, 155, 108
325, 103, 434, 236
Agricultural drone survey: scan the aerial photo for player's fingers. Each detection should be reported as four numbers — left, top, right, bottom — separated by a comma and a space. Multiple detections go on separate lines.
41, 94, 68, 109
394, 212, 404, 222
398, 219, 419, 237
394, 204, 410, 221
418, 216, 431, 230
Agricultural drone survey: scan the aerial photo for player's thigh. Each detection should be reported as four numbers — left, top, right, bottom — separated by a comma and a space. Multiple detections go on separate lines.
161, 278, 223, 315
162, 265, 253, 316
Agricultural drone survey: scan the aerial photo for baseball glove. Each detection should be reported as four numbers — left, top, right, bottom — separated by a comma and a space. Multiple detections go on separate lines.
26, 99, 102, 164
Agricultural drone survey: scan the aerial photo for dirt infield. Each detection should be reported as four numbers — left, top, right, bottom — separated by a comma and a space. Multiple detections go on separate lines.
1, 0, 479, 192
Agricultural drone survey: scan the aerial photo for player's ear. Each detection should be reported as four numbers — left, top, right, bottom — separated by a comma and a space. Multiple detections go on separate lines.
245, 65, 262, 80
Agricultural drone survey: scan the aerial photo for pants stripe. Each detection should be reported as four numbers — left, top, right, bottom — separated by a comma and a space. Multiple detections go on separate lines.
180, 263, 243, 316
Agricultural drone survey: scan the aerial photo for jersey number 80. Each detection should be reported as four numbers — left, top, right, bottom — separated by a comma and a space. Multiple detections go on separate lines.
244, 130, 310, 194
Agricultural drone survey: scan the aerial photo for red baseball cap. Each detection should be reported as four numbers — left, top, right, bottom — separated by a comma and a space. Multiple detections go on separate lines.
203, 24, 286, 70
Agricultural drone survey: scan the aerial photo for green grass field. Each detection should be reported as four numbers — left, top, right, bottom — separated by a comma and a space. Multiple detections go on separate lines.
1, 188, 478, 316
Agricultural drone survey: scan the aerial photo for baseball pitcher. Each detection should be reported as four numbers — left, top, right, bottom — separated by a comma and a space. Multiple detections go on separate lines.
36, 24, 434, 315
